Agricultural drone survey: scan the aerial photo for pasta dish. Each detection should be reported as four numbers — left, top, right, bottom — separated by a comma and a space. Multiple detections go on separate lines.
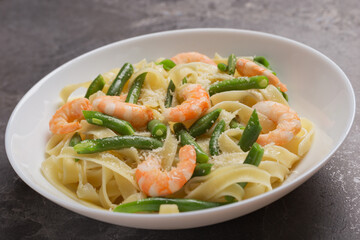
42, 52, 314, 213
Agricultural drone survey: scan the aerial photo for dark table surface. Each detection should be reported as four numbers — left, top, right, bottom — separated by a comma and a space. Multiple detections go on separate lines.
1, 0, 359, 239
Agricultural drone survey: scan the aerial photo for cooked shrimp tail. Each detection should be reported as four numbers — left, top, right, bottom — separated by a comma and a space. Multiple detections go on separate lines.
135, 145, 196, 197
92, 95, 153, 128
236, 58, 287, 92
163, 84, 211, 122
171, 52, 216, 66
49, 98, 92, 134
253, 101, 301, 146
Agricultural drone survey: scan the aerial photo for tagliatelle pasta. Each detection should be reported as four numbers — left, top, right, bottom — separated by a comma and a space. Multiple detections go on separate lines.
42, 52, 315, 213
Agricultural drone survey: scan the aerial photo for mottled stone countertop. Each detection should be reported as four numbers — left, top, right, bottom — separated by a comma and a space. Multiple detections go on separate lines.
1, 0, 359, 239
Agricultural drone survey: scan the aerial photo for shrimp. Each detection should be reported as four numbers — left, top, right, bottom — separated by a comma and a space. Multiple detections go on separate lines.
49, 98, 92, 134
253, 101, 301, 146
171, 52, 217, 66
236, 58, 288, 92
92, 95, 153, 128
163, 84, 211, 122
118, 94, 127, 102
136, 145, 196, 196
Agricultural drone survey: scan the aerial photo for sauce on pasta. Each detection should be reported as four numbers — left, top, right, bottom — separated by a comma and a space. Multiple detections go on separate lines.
42, 53, 314, 214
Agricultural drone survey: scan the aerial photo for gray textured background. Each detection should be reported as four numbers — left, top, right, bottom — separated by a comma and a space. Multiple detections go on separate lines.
1, 0, 359, 239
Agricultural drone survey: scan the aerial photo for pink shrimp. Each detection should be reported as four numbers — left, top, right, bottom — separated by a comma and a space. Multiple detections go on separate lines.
236, 58, 288, 92
49, 98, 92, 134
253, 101, 301, 146
135, 145, 196, 197
171, 52, 217, 66
118, 94, 127, 102
92, 95, 153, 128
163, 84, 211, 122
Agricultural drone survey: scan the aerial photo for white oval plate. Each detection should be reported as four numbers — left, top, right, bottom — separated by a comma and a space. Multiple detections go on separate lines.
5, 29, 355, 229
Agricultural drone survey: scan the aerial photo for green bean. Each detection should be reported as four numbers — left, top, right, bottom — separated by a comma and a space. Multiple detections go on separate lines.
277, 87, 289, 101
69, 132, 82, 147
192, 163, 213, 177
107, 63, 134, 96
253, 56, 270, 68
238, 143, 264, 188
74, 136, 163, 154
182, 77, 187, 84
224, 196, 237, 203
113, 197, 228, 213
125, 72, 147, 104
209, 119, 225, 156
238, 109, 262, 152
208, 76, 269, 96
173, 123, 209, 163
82, 111, 134, 135
238, 182, 247, 188
158, 59, 176, 71
229, 118, 245, 130
189, 109, 222, 137
179, 130, 209, 163
227, 54, 237, 75
172, 122, 187, 137
84, 74, 105, 99
254, 56, 276, 75
164, 80, 175, 108
243, 142, 264, 165
282, 91, 288, 101
217, 63, 227, 72
69, 132, 82, 162
147, 119, 167, 140
229, 118, 241, 129
282, 91, 289, 101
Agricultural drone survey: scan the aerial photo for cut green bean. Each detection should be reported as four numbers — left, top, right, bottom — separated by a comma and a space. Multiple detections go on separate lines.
107, 63, 134, 96
82, 111, 135, 135
238, 109, 262, 152
125, 72, 147, 104
192, 163, 213, 177
85, 74, 105, 99
238, 143, 264, 188
69, 133, 82, 162
189, 109, 222, 137
217, 63, 227, 72
91, 118, 103, 125
277, 87, 289, 101
254, 56, 270, 68
282, 91, 288, 101
69, 132, 82, 147
173, 122, 187, 137
254, 56, 276, 75
229, 118, 241, 129
224, 196, 237, 203
243, 142, 264, 165
164, 80, 175, 108
113, 197, 229, 213
74, 135, 163, 154
227, 54, 237, 75
147, 119, 167, 140
182, 77, 187, 84
208, 76, 269, 96
229, 118, 245, 130
173, 123, 209, 163
178, 130, 209, 163
238, 182, 247, 188
209, 119, 225, 156
158, 59, 176, 71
